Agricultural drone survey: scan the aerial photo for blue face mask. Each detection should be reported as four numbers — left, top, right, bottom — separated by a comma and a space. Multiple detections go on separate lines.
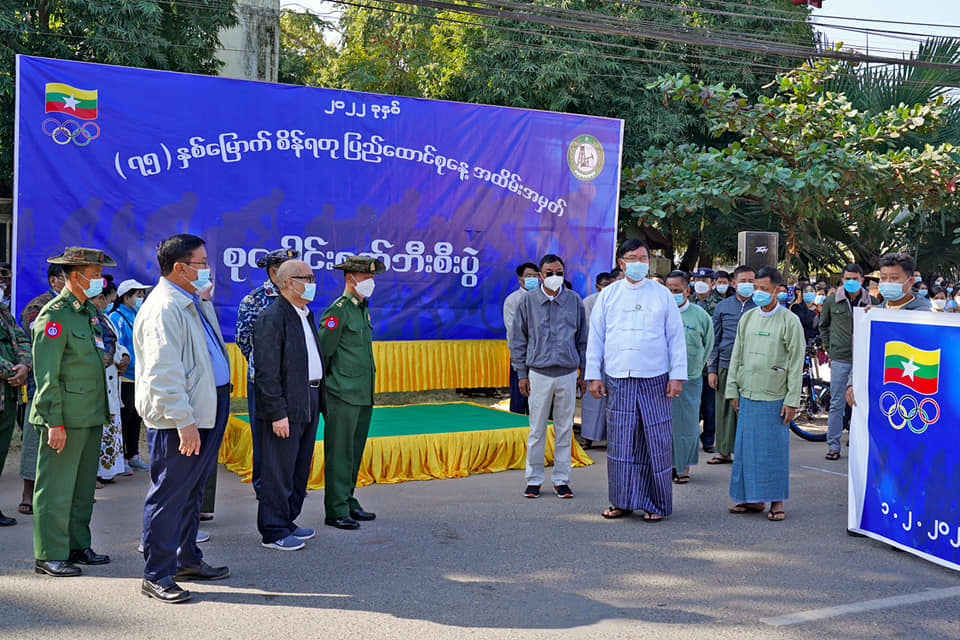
802, 292, 816, 304
917, 288, 928, 297
673, 293, 686, 306
776, 292, 788, 302
81, 274, 104, 298
752, 290, 773, 307
843, 279, 862, 294
133, 297, 144, 311
301, 282, 317, 302
523, 277, 539, 291
879, 282, 906, 301
190, 268, 211, 291
736, 282, 754, 298
715, 284, 729, 295
624, 261, 649, 281
915, 276, 922, 284
949, 287, 955, 294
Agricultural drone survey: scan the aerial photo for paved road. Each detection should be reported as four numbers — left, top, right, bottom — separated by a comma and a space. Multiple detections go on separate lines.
0, 432, 957, 640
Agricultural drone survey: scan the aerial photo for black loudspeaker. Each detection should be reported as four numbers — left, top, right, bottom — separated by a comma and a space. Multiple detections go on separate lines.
737, 231, 779, 272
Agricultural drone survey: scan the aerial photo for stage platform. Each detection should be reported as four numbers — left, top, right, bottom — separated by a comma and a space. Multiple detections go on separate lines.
218, 402, 593, 489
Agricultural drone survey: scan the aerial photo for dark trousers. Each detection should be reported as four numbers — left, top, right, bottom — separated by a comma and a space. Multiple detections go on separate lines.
257, 387, 320, 543
509, 368, 528, 415
699, 374, 716, 448
248, 390, 262, 497
142, 386, 229, 582
120, 381, 142, 460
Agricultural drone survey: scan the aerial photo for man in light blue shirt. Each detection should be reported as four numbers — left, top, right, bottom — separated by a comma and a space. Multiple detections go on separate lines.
586, 238, 687, 522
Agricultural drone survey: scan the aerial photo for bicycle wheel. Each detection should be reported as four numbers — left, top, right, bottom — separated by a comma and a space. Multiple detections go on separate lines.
790, 420, 827, 442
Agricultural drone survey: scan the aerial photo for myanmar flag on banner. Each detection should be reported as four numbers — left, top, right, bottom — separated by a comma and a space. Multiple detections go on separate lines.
883, 341, 940, 395
44, 83, 98, 120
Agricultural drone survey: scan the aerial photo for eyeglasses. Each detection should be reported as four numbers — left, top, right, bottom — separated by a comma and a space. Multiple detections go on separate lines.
289, 275, 316, 283
181, 261, 209, 269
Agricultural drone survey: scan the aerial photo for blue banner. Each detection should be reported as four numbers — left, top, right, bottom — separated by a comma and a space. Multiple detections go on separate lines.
14, 56, 623, 341
849, 310, 960, 571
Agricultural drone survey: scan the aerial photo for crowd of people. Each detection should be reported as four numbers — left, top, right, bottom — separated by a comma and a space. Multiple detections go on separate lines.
0, 233, 944, 603
504, 244, 936, 524
0, 237, 383, 604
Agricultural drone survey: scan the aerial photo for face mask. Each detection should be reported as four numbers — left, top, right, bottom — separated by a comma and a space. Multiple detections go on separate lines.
736, 282, 754, 298
81, 273, 104, 298
623, 261, 649, 281
715, 284, 729, 295
915, 276, 922, 284
523, 277, 539, 291
189, 267, 211, 291
354, 276, 375, 298
673, 293, 686, 306
752, 290, 772, 307
843, 279, 862, 294
917, 289, 928, 298
879, 282, 906, 301
803, 292, 816, 304
814, 294, 826, 305
543, 275, 564, 291
693, 281, 710, 295
949, 287, 955, 294
776, 292, 788, 302
932, 299, 947, 310
300, 282, 317, 302
133, 297, 144, 311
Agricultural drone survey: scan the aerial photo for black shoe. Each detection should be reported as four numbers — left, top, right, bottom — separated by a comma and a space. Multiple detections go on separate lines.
324, 516, 359, 530
175, 561, 230, 581
349, 509, 376, 521
141, 577, 191, 603
35, 560, 81, 577
554, 484, 575, 499
0, 510, 16, 526
702, 445, 716, 454
523, 485, 541, 498
68, 547, 110, 565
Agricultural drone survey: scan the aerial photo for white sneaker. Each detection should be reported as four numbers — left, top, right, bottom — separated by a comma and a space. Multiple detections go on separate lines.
261, 535, 305, 551
196, 530, 211, 544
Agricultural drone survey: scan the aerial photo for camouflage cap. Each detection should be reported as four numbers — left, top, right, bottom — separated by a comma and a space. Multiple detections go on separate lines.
47, 246, 117, 267
256, 248, 300, 268
333, 255, 387, 275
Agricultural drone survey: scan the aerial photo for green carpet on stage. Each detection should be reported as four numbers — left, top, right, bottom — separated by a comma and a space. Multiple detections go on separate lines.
233, 402, 538, 440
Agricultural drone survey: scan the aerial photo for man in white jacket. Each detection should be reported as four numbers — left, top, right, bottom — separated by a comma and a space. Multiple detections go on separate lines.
134, 234, 231, 603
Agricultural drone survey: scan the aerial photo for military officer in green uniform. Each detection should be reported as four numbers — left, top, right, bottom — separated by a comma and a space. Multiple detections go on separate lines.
0, 263, 32, 527
319, 255, 384, 530
30, 247, 114, 577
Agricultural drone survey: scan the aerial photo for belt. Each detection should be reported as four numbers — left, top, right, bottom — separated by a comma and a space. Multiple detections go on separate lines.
309, 379, 322, 388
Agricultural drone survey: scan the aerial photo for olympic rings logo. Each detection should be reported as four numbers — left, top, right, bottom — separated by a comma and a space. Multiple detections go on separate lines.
41, 118, 100, 146
878, 391, 939, 434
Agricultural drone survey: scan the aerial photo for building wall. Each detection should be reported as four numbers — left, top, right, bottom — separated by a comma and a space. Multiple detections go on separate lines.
218, 0, 281, 82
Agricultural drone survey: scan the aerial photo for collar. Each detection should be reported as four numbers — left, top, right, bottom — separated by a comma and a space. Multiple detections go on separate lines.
678, 300, 690, 312
60, 289, 90, 313
624, 277, 646, 290
263, 279, 279, 297
835, 287, 870, 305
759, 304, 780, 317
343, 290, 365, 307
886, 294, 915, 310
539, 284, 563, 301
161, 278, 198, 309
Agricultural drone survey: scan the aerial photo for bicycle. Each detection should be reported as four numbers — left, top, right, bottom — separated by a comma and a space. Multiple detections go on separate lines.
789, 345, 829, 442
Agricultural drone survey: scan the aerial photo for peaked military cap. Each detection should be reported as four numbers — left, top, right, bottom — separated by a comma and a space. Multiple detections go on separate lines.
256, 248, 300, 268
333, 255, 386, 274
690, 267, 715, 279
47, 246, 117, 267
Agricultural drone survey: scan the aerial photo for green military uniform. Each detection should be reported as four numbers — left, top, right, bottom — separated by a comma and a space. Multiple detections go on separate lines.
0, 299, 32, 502
30, 247, 114, 562
319, 256, 384, 520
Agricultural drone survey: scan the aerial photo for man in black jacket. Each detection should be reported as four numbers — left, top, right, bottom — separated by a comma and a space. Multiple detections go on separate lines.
253, 260, 327, 551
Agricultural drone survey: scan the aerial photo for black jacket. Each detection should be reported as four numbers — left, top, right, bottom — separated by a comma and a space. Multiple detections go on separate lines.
253, 296, 327, 424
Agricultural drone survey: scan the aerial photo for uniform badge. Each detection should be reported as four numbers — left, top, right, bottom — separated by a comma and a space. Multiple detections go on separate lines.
325, 317, 339, 330
44, 321, 62, 338
90, 316, 99, 325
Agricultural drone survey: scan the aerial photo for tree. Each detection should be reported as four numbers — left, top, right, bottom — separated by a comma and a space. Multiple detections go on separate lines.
0, 0, 238, 197
622, 56, 960, 279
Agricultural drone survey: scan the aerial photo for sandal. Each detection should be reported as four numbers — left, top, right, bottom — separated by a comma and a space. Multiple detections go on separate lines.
768, 510, 786, 521
706, 455, 732, 465
642, 511, 664, 523
672, 472, 690, 484
601, 506, 633, 519
825, 450, 841, 460
18, 502, 32, 515
728, 503, 765, 514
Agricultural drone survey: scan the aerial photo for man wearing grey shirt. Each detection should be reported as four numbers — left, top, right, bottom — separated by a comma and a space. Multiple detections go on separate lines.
510, 254, 587, 500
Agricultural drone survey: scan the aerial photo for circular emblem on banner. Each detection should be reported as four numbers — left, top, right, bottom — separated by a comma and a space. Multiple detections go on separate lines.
325, 317, 339, 330
45, 321, 62, 338
567, 135, 605, 181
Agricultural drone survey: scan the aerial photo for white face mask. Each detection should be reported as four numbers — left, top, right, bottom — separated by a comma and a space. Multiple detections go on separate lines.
693, 281, 710, 295
543, 275, 564, 291
932, 299, 947, 310
353, 276, 375, 298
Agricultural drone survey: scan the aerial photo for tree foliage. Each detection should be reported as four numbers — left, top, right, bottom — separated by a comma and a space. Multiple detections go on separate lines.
0, 0, 238, 197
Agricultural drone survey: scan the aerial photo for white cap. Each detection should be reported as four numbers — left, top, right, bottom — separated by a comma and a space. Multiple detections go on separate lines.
117, 279, 151, 298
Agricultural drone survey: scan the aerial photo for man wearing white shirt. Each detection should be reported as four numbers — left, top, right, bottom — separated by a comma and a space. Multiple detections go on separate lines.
253, 260, 326, 551
503, 262, 540, 414
586, 239, 687, 522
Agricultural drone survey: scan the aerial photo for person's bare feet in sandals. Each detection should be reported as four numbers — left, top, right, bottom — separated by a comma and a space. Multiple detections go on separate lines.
728, 502, 765, 514
706, 455, 732, 465
768, 501, 785, 521
642, 511, 664, 522
825, 450, 840, 460
601, 506, 633, 519
672, 468, 690, 484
